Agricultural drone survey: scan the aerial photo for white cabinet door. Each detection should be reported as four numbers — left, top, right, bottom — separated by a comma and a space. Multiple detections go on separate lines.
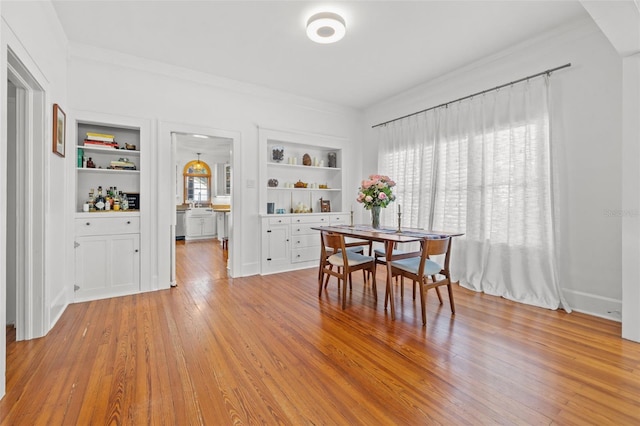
74, 236, 109, 296
203, 216, 215, 236
75, 234, 140, 301
216, 212, 226, 239
262, 224, 289, 273
186, 214, 216, 240
110, 235, 140, 290
186, 216, 202, 237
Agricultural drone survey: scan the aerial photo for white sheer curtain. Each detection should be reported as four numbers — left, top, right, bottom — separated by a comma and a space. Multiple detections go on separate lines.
377, 77, 569, 311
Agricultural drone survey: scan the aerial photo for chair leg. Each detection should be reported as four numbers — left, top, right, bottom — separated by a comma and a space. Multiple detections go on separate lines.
419, 279, 427, 326
447, 281, 455, 314
324, 265, 333, 288
432, 275, 443, 304
400, 276, 404, 298
435, 287, 443, 304
384, 280, 389, 310
412, 280, 417, 300
318, 269, 324, 296
341, 269, 349, 309
371, 264, 377, 297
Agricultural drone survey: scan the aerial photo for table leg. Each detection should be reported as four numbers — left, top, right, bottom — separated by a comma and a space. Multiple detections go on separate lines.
384, 240, 396, 320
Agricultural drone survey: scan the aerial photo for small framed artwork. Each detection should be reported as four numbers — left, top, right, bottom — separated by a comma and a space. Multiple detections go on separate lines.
126, 193, 140, 210
52, 103, 66, 157
320, 198, 331, 212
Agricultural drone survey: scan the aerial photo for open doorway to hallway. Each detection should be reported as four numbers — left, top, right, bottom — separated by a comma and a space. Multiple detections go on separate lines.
5, 80, 17, 342
4, 49, 46, 342
3, 47, 48, 397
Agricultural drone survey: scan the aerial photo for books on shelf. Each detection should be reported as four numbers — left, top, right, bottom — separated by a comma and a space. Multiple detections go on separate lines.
84, 139, 119, 148
86, 132, 115, 142
109, 159, 136, 170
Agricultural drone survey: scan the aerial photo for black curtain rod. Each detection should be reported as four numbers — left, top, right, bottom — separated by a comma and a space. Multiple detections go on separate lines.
372, 63, 572, 129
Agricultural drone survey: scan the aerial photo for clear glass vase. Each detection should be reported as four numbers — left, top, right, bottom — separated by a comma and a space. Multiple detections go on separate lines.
371, 205, 381, 229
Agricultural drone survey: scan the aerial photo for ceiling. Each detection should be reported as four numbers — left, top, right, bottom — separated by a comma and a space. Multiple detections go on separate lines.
51, 1, 590, 109
175, 133, 232, 160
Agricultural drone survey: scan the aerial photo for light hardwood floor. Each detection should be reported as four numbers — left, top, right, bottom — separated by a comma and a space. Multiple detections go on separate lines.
2, 239, 639, 424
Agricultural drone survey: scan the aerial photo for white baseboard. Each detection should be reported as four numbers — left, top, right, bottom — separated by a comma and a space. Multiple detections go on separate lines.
562, 289, 622, 322
49, 290, 69, 331
240, 262, 261, 277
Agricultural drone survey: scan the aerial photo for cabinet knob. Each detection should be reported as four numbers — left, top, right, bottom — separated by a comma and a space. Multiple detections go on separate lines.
127, 221, 131, 224
135, 249, 139, 253
85, 222, 91, 226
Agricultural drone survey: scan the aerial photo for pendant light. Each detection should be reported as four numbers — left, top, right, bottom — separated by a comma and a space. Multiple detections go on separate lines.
194, 153, 204, 172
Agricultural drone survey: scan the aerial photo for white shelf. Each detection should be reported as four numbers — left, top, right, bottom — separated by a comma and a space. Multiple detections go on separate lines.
267, 163, 341, 172
267, 187, 340, 191
76, 119, 143, 213
259, 127, 345, 215
77, 168, 140, 175
75, 211, 140, 219
79, 145, 140, 156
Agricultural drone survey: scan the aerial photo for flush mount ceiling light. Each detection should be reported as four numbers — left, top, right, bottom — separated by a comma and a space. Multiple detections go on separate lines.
306, 12, 346, 44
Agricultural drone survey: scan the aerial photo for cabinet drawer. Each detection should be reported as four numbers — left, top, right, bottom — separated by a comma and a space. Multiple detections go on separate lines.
330, 214, 350, 225
268, 216, 290, 225
291, 233, 321, 249
291, 215, 328, 225
292, 247, 320, 263
291, 224, 320, 236
75, 216, 140, 236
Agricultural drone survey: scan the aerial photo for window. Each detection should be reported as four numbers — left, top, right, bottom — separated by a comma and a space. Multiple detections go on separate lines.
377, 78, 565, 310
183, 159, 211, 205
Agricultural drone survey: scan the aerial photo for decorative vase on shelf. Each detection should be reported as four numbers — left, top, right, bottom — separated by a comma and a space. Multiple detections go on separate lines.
271, 146, 284, 162
371, 205, 381, 229
328, 152, 337, 168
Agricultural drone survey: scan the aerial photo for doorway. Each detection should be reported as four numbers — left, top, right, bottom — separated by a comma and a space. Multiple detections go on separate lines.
171, 132, 233, 285
5, 49, 46, 342
6, 80, 17, 334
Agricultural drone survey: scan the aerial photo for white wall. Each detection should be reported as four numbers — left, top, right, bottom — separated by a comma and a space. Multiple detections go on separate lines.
581, 0, 640, 343
67, 43, 364, 279
364, 18, 623, 320
1, 0, 69, 398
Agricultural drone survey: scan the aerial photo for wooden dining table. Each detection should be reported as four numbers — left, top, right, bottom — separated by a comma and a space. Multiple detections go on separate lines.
312, 224, 462, 320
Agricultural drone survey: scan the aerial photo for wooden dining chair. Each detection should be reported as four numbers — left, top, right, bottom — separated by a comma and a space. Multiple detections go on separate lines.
388, 236, 454, 325
319, 231, 377, 309
373, 243, 409, 295
318, 238, 372, 287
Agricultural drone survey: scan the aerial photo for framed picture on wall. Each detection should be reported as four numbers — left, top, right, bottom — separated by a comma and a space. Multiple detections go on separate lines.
52, 103, 66, 157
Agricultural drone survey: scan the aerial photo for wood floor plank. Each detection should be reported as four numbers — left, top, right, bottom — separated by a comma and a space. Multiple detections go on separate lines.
2, 239, 640, 425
